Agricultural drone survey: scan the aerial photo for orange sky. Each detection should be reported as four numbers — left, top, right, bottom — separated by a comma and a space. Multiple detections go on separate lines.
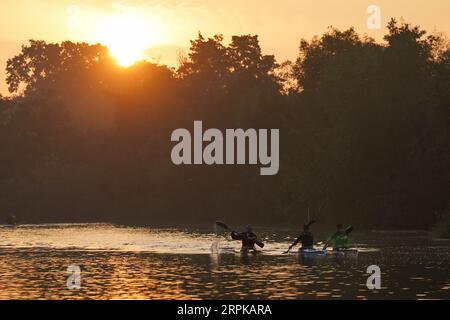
1, 0, 449, 95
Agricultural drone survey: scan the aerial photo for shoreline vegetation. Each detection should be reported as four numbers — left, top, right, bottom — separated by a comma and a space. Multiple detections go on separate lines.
0, 18, 449, 229
432, 211, 450, 239
1, 213, 449, 236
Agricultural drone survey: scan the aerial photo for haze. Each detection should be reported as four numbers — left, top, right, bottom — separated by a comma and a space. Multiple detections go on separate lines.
1, 0, 449, 95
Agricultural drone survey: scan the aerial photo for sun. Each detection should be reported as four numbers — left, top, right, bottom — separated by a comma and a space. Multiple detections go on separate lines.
97, 13, 155, 67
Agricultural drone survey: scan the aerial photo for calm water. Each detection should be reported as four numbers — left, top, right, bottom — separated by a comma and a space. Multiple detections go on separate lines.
0, 223, 449, 300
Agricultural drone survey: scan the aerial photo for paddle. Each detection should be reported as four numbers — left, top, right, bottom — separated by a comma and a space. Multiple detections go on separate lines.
345, 226, 354, 235
305, 220, 316, 228
215, 221, 265, 248
283, 220, 316, 254
323, 225, 354, 250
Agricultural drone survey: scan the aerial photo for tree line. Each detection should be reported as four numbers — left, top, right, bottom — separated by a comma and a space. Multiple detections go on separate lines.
0, 19, 449, 228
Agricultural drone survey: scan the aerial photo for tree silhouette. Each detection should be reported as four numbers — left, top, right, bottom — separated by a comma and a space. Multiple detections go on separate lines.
0, 20, 448, 228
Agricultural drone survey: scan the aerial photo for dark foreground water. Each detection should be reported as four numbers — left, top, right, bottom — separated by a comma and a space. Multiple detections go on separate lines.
0, 224, 449, 299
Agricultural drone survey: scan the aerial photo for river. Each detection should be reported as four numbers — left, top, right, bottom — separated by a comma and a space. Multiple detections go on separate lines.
0, 223, 448, 299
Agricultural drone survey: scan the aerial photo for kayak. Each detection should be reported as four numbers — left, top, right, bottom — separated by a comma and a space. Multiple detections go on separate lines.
299, 248, 327, 257
0, 224, 18, 228
327, 249, 358, 259
240, 247, 261, 255
298, 248, 359, 259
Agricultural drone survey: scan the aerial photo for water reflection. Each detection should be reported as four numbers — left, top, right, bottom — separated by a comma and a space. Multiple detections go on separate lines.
0, 224, 449, 299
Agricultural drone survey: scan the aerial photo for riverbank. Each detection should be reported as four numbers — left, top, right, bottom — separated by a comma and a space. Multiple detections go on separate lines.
432, 211, 450, 239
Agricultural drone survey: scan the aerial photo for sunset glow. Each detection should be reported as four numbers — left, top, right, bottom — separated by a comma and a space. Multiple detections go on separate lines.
0, 0, 450, 92
96, 12, 157, 67
0, 0, 449, 303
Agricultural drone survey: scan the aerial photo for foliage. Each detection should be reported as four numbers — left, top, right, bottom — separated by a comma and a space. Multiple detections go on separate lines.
432, 210, 450, 238
0, 19, 449, 228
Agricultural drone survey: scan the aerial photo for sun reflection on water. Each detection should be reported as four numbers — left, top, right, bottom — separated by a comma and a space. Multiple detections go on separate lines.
0, 224, 449, 300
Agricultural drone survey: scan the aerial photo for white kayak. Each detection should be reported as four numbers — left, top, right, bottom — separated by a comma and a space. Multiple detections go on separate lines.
299, 248, 359, 259
327, 249, 359, 259
299, 248, 327, 257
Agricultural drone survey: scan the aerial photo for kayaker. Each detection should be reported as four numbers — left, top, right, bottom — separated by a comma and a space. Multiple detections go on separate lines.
286, 221, 315, 252
6, 214, 17, 226
231, 225, 258, 252
323, 224, 350, 250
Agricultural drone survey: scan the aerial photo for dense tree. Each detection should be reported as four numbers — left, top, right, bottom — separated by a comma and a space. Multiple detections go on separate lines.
0, 20, 448, 228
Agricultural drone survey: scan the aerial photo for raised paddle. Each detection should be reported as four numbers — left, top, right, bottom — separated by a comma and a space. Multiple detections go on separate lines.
306, 220, 316, 228
323, 225, 354, 250
283, 220, 317, 254
215, 221, 265, 248
345, 226, 354, 235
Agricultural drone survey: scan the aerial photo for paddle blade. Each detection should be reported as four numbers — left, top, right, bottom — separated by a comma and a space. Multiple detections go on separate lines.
306, 219, 316, 228
215, 221, 230, 230
345, 226, 354, 235
256, 240, 265, 248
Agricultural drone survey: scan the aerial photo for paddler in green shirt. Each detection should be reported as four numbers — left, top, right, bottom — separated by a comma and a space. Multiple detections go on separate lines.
323, 224, 350, 250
